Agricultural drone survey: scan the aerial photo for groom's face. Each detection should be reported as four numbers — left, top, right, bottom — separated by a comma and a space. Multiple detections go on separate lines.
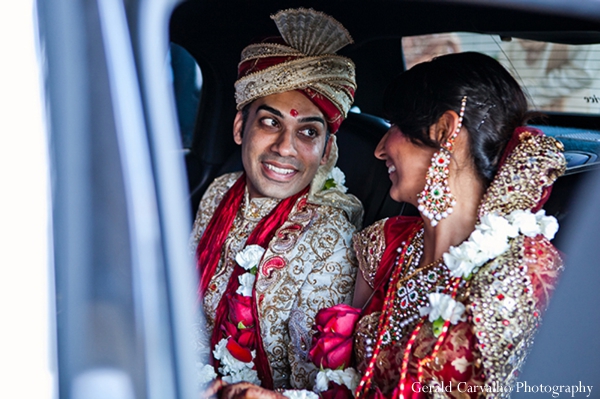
233, 90, 332, 199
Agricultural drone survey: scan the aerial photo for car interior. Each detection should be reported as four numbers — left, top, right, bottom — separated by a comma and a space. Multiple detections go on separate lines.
31, 1, 600, 397
169, 0, 600, 251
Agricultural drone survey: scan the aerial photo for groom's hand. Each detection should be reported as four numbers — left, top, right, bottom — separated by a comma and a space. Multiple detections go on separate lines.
219, 382, 286, 399
200, 379, 226, 399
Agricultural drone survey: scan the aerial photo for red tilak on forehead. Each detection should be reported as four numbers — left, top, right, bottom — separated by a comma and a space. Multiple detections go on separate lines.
290, 109, 299, 117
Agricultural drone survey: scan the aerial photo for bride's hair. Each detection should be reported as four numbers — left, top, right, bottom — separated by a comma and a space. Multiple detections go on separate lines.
383, 51, 538, 185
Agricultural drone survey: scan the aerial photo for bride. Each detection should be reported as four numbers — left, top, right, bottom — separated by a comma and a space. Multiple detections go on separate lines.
350, 51, 565, 398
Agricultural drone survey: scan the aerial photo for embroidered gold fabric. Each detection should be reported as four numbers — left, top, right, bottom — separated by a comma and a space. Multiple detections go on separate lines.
353, 312, 382, 375
354, 230, 563, 397
255, 197, 358, 388
470, 235, 563, 398
478, 131, 566, 218
468, 129, 566, 397
234, 8, 357, 117
352, 219, 388, 288
240, 43, 304, 62
270, 8, 353, 56
190, 172, 360, 389
354, 232, 454, 394
189, 172, 241, 255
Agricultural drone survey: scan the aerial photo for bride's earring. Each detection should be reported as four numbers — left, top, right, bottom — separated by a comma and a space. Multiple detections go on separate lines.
417, 96, 467, 227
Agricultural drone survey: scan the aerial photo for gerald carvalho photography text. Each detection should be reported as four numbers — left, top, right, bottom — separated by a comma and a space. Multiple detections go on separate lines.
515, 381, 594, 398
412, 381, 594, 397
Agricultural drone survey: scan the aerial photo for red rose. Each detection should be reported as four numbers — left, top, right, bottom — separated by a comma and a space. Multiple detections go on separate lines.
228, 294, 254, 328
314, 304, 360, 336
226, 337, 253, 363
309, 304, 360, 370
309, 333, 354, 369
236, 328, 257, 348
319, 383, 354, 399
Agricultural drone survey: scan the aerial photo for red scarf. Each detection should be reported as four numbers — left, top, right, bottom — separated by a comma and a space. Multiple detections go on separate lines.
196, 174, 308, 388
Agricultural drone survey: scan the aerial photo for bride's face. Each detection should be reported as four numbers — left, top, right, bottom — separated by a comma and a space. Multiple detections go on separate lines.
375, 125, 436, 205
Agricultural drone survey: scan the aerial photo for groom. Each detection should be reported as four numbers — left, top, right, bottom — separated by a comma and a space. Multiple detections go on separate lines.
190, 8, 362, 390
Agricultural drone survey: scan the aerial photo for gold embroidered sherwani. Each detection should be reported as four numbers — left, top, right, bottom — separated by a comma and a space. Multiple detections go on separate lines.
190, 171, 363, 389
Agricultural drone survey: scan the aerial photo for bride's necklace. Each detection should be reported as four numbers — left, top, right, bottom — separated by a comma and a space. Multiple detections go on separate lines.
355, 227, 460, 399
386, 229, 450, 344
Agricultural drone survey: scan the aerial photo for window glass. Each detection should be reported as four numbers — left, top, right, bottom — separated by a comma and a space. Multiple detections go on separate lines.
402, 33, 600, 114
169, 43, 203, 149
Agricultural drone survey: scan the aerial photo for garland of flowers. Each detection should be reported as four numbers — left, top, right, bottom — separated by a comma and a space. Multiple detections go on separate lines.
355, 209, 559, 399
211, 244, 265, 385
420, 209, 558, 334
281, 390, 320, 399
442, 210, 558, 280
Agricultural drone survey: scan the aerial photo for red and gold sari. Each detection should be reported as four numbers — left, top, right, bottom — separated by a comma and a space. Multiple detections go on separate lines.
351, 129, 566, 398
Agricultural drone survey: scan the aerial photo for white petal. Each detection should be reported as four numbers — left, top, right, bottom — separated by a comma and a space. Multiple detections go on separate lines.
282, 390, 319, 399
539, 215, 559, 240
448, 301, 466, 324
235, 245, 265, 270
330, 167, 346, 186
314, 371, 329, 392
223, 368, 260, 385
509, 210, 540, 237
236, 273, 256, 297
197, 363, 218, 385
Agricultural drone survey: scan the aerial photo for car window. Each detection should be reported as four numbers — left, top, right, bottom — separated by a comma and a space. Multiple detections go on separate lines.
169, 42, 203, 150
403, 33, 600, 114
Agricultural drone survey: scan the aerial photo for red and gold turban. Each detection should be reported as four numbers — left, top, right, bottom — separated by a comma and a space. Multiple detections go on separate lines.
234, 8, 357, 133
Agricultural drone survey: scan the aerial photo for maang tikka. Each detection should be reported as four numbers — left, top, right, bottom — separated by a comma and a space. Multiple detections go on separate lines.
417, 96, 467, 226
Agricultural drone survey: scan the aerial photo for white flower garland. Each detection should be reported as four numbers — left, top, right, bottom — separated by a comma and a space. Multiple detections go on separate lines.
315, 367, 361, 396
323, 166, 348, 193
443, 209, 558, 279
420, 209, 559, 330
197, 363, 218, 386
207, 245, 266, 384
419, 293, 465, 325
235, 245, 265, 297
212, 337, 260, 385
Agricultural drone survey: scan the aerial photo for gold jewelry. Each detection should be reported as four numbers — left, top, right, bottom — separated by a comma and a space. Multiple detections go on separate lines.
395, 257, 444, 287
417, 96, 467, 226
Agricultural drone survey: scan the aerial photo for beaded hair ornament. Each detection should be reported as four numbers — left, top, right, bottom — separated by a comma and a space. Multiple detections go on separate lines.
417, 96, 467, 226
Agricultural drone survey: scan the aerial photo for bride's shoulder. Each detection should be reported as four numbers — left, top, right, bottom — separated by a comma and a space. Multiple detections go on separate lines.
352, 219, 388, 288
355, 215, 421, 241
352, 216, 421, 288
